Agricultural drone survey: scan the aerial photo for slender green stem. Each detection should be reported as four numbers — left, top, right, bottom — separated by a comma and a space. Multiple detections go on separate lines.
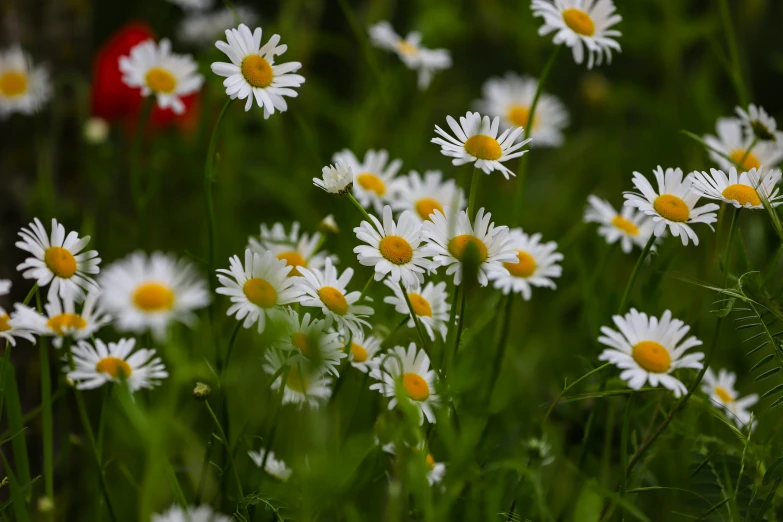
130, 97, 154, 215
348, 193, 372, 222
381, 318, 409, 349
543, 363, 612, 424
400, 281, 430, 350
718, 0, 748, 107
681, 130, 746, 171
219, 321, 242, 382
169, 462, 188, 508
619, 392, 635, 505
466, 167, 480, 219
739, 136, 758, 166
194, 439, 213, 504
453, 289, 467, 364
205, 401, 245, 506
359, 273, 376, 302
617, 235, 656, 313
723, 207, 741, 286
260, 369, 289, 472
32, 288, 54, 518
485, 294, 515, 402
443, 284, 462, 371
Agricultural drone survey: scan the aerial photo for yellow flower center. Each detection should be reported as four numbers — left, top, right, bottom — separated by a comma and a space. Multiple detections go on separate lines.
396, 40, 419, 57
611, 215, 640, 236
403, 372, 430, 401
144, 67, 177, 94
0, 71, 28, 97
653, 194, 690, 222
133, 282, 176, 312
415, 198, 444, 221
722, 184, 760, 206
241, 55, 274, 88
507, 104, 537, 129
715, 386, 734, 403
291, 332, 313, 358
448, 235, 488, 262
379, 235, 413, 265
0, 314, 11, 332
277, 251, 306, 277
562, 8, 595, 36
357, 173, 386, 196
44, 247, 77, 279
318, 286, 349, 316
286, 365, 307, 393
463, 135, 503, 161
504, 250, 537, 278
631, 341, 671, 373
95, 356, 132, 379
46, 313, 87, 335
426, 453, 436, 470
243, 278, 277, 309
407, 293, 432, 317
350, 343, 369, 363
729, 149, 761, 172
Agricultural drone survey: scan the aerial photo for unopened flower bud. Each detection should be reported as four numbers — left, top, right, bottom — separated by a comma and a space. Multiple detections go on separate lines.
193, 382, 211, 400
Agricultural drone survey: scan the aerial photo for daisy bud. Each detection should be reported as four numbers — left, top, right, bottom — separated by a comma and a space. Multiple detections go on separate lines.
193, 382, 211, 400
83, 117, 110, 144
319, 214, 339, 235
37, 497, 54, 513
313, 162, 353, 196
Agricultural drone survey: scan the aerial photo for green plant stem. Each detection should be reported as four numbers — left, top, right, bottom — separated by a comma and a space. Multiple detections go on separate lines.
485, 294, 515, 402
205, 400, 245, 507
359, 273, 376, 302
443, 284, 462, 371
39, 335, 54, 515
347, 193, 372, 222
260, 369, 289, 472
400, 281, 430, 351
194, 439, 213, 504
723, 208, 741, 286
619, 392, 635, 508
219, 322, 242, 382
466, 167, 480, 218
617, 235, 656, 313
543, 363, 612, 424
130, 97, 154, 216
718, 0, 748, 107
739, 136, 758, 166
453, 287, 467, 366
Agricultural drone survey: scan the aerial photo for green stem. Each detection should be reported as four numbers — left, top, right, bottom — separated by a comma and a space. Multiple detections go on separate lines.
194, 439, 212, 504
543, 363, 611, 424
205, 401, 245, 508
718, 0, 748, 107
739, 136, 758, 167
130, 97, 154, 215
485, 294, 515, 402
39, 335, 54, 513
466, 167, 480, 219
219, 321, 242, 382
620, 392, 635, 504
400, 281, 430, 350
348, 193, 372, 222
381, 318, 409, 349
617, 235, 656, 313
442, 284, 462, 371
359, 273, 376, 302
723, 207, 741, 286
260, 369, 289, 472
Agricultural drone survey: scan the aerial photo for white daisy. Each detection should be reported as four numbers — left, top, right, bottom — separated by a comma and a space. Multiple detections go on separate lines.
388, 170, 465, 223
0, 283, 36, 347
690, 167, 783, 210
274, 309, 346, 377
249, 221, 335, 277
248, 449, 292, 481
583, 195, 654, 253
16, 218, 101, 302
354, 206, 432, 289
531, 0, 622, 69
332, 149, 403, 213
210, 24, 305, 116
623, 166, 720, 246
370, 343, 439, 425
598, 309, 704, 398
383, 280, 449, 342
382, 441, 446, 486
703, 118, 783, 173
99, 252, 210, 340
735, 104, 781, 142
179, 7, 259, 47
216, 249, 302, 334
488, 229, 563, 300
296, 259, 374, 337
152, 505, 232, 522
0, 46, 50, 118
0, 280, 10, 296
432, 111, 529, 179
345, 329, 383, 373
701, 368, 758, 429
368, 21, 451, 89
313, 162, 354, 196
475, 73, 569, 147
119, 39, 203, 115
422, 207, 517, 286
263, 347, 332, 409
65, 338, 168, 392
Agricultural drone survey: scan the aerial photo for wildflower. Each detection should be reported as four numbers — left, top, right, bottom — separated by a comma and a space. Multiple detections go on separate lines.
319, 214, 340, 235
703, 118, 783, 173
488, 229, 563, 300
83, 117, 110, 144
382, 441, 446, 485
179, 7, 259, 47
313, 162, 353, 196
249, 221, 335, 277
275, 309, 346, 377
690, 167, 783, 209
735, 104, 781, 142
14, 290, 109, 348
263, 347, 332, 409
0, 46, 50, 118
368, 21, 451, 89
389, 170, 465, 223
192, 382, 211, 400
345, 329, 383, 373
248, 449, 293, 481
66, 338, 168, 391
0, 282, 36, 347
584, 195, 654, 253
702, 368, 758, 429
383, 280, 450, 342
332, 149, 403, 213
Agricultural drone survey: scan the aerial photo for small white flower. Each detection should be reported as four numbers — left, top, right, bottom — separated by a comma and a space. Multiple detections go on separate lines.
14, 290, 110, 348
432, 111, 529, 179
598, 309, 704, 397
690, 167, 783, 210
313, 162, 353, 196
319, 214, 340, 235
584, 195, 654, 253
382, 441, 446, 486
151, 504, 232, 522
83, 117, 109, 144
0, 284, 36, 347
274, 309, 346, 377
345, 329, 383, 373
249, 221, 335, 277
179, 7, 259, 47
0, 280, 10, 296
0, 46, 50, 118
263, 347, 332, 409
488, 229, 563, 300
332, 149, 403, 213
623, 166, 719, 246
703, 118, 783, 173
388, 170, 465, 223
702, 368, 758, 429
65, 338, 168, 391
248, 449, 292, 481
383, 279, 449, 342
735, 104, 781, 142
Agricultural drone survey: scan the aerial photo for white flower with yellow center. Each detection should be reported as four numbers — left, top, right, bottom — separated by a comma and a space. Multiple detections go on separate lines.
531, 0, 622, 69
210, 24, 305, 116
13, 291, 109, 349
382, 442, 446, 486
332, 149, 402, 213
488, 229, 563, 300
216, 249, 302, 334
0, 46, 50, 118
598, 309, 704, 398
690, 167, 783, 210
313, 162, 354, 196
344, 329, 383, 373
275, 309, 345, 377
249, 221, 335, 277
623, 166, 719, 246
703, 118, 783, 173
384, 280, 449, 342
584, 195, 654, 253
248, 449, 292, 481
702, 368, 758, 429
475, 73, 569, 147
370, 343, 439, 425
388, 170, 465, 223
99, 252, 210, 340
0, 282, 36, 347
119, 39, 203, 115
368, 21, 451, 89
432, 112, 529, 179
735, 104, 781, 142
263, 347, 332, 409
16, 218, 101, 301
152, 505, 232, 522
422, 207, 517, 286
66, 338, 168, 392
354, 206, 432, 289
295, 258, 374, 337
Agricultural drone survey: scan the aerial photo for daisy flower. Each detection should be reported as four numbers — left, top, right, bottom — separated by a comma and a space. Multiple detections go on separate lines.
583, 195, 654, 253
382, 442, 446, 486
65, 338, 168, 392
623, 166, 720, 246
703, 118, 783, 173
263, 347, 332, 409
345, 329, 383, 373
370, 343, 439, 425
332, 149, 403, 213
701, 368, 758, 429
690, 167, 783, 210
432, 112, 529, 179
275, 309, 345, 377
354, 206, 432, 289
531, 0, 622, 69
598, 309, 704, 397
99, 251, 210, 340
248, 449, 293, 481
119, 39, 203, 115
216, 249, 302, 334
152, 505, 232, 522
210, 24, 305, 116
383, 280, 449, 342
488, 229, 563, 300
368, 21, 451, 89
14, 290, 109, 349
475, 73, 569, 147
296, 259, 374, 337
0, 282, 36, 347
735, 104, 781, 142
249, 221, 335, 277
179, 7, 259, 48
422, 207, 517, 286
313, 162, 354, 196
0, 46, 50, 118
388, 170, 465, 223
16, 218, 101, 301
0, 280, 9, 296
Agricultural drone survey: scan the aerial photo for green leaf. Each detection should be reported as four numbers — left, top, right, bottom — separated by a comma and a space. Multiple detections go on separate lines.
753, 367, 781, 382
762, 456, 783, 485
0, 450, 30, 522
571, 480, 602, 522
4, 363, 31, 500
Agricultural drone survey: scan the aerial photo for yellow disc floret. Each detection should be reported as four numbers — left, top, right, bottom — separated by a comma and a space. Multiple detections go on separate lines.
611, 215, 640, 236
407, 293, 433, 317
504, 250, 537, 278
0, 314, 11, 332
463, 135, 502, 161
653, 194, 690, 222
291, 333, 313, 358
632, 341, 671, 373
241, 55, 274, 88
46, 313, 87, 335
277, 251, 307, 277
133, 282, 176, 312
715, 386, 734, 403
379, 235, 414, 265
144, 67, 177, 93
243, 278, 277, 308
722, 184, 761, 206
507, 105, 536, 129
0, 71, 28, 97
415, 198, 443, 221
318, 286, 349, 316
448, 235, 488, 262
286, 365, 307, 392
350, 343, 369, 363
357, 173, 386, 196
729, 149, 761, 172
44, 247, 77, 279
402, 372, 430, 401
562, 8, 595, 36
95, 356, 132, 379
